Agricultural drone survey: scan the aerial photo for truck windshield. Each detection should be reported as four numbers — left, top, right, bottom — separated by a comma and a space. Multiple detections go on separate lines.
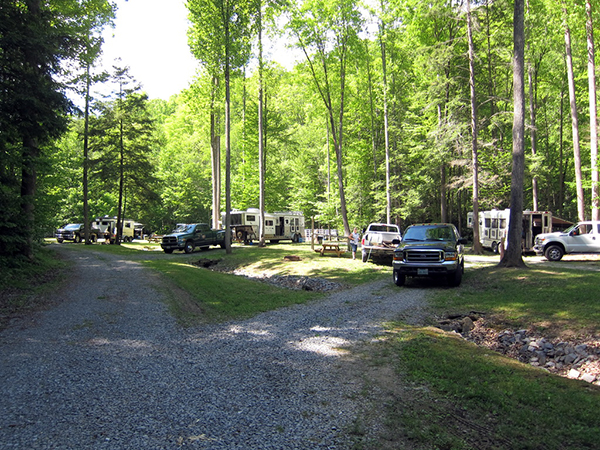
403, 226, 454, 241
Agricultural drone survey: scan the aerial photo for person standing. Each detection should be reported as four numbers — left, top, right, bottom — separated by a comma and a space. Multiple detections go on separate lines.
350, 227, 360, 260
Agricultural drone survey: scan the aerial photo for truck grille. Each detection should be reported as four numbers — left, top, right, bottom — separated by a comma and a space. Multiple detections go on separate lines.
405, 250, 443, 263
162, 236, 178, 245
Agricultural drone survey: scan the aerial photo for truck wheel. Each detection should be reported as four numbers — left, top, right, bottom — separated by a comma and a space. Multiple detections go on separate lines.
57, 239, 64, 243
74, 234, 81, 243
447, 264, 463, 287
393, 269, 405, 286
544, 245, 564, 261
163, 249, 173, 254
362, 251, 368, 263
184, 241, 195, 254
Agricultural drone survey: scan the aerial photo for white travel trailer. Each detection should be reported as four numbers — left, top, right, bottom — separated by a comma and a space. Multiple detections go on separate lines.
467, 209, 570, 253
92, 215, 137, 243
222, 208, 305, 244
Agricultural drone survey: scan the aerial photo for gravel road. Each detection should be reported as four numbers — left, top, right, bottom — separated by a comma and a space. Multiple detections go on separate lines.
0, 246, 427, 449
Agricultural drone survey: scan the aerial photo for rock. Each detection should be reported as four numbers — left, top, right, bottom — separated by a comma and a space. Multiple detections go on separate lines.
582, 373, 597, 383
568, 369, 581, 379
461, 317, 474, 333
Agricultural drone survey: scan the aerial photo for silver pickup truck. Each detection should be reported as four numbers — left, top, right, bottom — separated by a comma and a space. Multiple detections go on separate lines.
361, 223, 402, 263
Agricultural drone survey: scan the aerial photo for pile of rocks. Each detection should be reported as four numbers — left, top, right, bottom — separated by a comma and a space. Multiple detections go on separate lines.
437, 313, 600, 385
233, 270, 342, 292
189, 258, 342, 292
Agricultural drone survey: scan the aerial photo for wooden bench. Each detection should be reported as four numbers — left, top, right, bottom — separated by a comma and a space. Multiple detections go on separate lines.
318, 243, 345, 257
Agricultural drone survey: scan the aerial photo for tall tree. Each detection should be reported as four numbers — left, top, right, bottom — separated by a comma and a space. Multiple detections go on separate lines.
562, 1, 585, 221
288, 0, 363, 236
586, 0, 599, 220
89, 67, 156, 244
188, 0, 253, 253
499, 0, 526, 268
467, 0, 483, 254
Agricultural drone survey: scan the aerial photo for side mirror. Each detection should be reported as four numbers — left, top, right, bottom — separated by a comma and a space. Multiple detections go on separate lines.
458, 238, 468, 245
392, 238, 400, 245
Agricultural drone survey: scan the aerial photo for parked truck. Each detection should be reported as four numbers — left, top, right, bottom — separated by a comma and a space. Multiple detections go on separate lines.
361, 223, 402, 263
534, 221, 600, 261
161, 223, 226, 254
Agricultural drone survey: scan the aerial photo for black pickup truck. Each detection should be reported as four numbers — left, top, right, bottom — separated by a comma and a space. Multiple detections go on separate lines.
392, 223, 467, 287
161, 223, 226, 254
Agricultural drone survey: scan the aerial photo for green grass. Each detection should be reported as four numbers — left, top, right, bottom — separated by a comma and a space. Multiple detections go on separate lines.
361, 325, 600, 450
142, 258, 319, 324
431, 262, 600, 336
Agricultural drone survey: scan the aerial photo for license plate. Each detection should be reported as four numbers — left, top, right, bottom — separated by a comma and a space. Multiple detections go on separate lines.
417, 268, 429, 275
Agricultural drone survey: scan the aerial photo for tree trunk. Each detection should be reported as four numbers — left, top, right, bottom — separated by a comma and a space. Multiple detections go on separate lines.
528, 54, 538, 211
258, 1, 266, 247
224, 16, 232, 254
587, 0, 599, 220
564, 3, 585, 221
210, 76, 221, 231
379, 10, 391, 224
499, 0, 526, 269
467, 0, 483, 254
83, 61, 91, 244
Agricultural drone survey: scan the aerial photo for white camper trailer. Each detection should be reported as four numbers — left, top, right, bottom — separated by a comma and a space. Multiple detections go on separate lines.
222, 209, 305, 244
467, 209, 565, 253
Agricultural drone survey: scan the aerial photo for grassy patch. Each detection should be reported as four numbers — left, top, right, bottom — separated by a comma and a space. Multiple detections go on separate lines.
142, 258, 319, 324
431, 263, 600, 337
359, 325, 600, 450
0, 245, 69, 329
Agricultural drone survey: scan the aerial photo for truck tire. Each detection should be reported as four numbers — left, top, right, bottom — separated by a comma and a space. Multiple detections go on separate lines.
447, 264, 463, 287
74, 234, 81, 243
362, 251, 368, 263
57, 239, 64, 243
163, 249, 173, 254
393, 269, 405, 286
544, 244, 564, 261
184, 241, 195, 254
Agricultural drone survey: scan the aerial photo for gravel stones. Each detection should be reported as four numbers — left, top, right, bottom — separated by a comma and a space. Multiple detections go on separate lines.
0, 246, 427, 449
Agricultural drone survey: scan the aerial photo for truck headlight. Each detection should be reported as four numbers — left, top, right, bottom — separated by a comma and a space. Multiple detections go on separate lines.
445, 251, 457, 261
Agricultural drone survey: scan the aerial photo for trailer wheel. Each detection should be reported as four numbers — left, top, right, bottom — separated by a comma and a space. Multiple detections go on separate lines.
544, 245, 564, 261
491, 241, 499, 253
184, 241, 195, 254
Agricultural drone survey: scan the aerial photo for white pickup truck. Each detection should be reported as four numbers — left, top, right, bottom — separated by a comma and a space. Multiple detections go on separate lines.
361, 223, 402, 263
534, 221, 600, 261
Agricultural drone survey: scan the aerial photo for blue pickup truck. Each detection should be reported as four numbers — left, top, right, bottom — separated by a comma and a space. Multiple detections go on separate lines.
161, 223, 226, 254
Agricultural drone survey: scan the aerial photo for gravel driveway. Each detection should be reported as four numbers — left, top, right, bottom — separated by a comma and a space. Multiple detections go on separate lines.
0, 246, 427, 449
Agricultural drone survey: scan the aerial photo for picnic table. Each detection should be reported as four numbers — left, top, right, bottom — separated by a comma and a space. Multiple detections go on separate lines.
317, 243, 345, 257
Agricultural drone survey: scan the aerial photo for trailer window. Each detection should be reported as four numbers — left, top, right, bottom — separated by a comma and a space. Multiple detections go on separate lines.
484, 218, 491, 228
266, 220, 274, 226
499, 219, 507, 229
491, 219, 498, 229
230, 214, 242, 225
246, 215, 255, 222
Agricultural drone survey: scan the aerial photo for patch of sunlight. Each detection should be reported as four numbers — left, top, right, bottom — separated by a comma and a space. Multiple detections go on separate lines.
292, 336, 351, 356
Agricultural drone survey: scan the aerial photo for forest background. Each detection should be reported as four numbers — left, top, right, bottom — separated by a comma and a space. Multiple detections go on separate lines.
1, 0, 599, 261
